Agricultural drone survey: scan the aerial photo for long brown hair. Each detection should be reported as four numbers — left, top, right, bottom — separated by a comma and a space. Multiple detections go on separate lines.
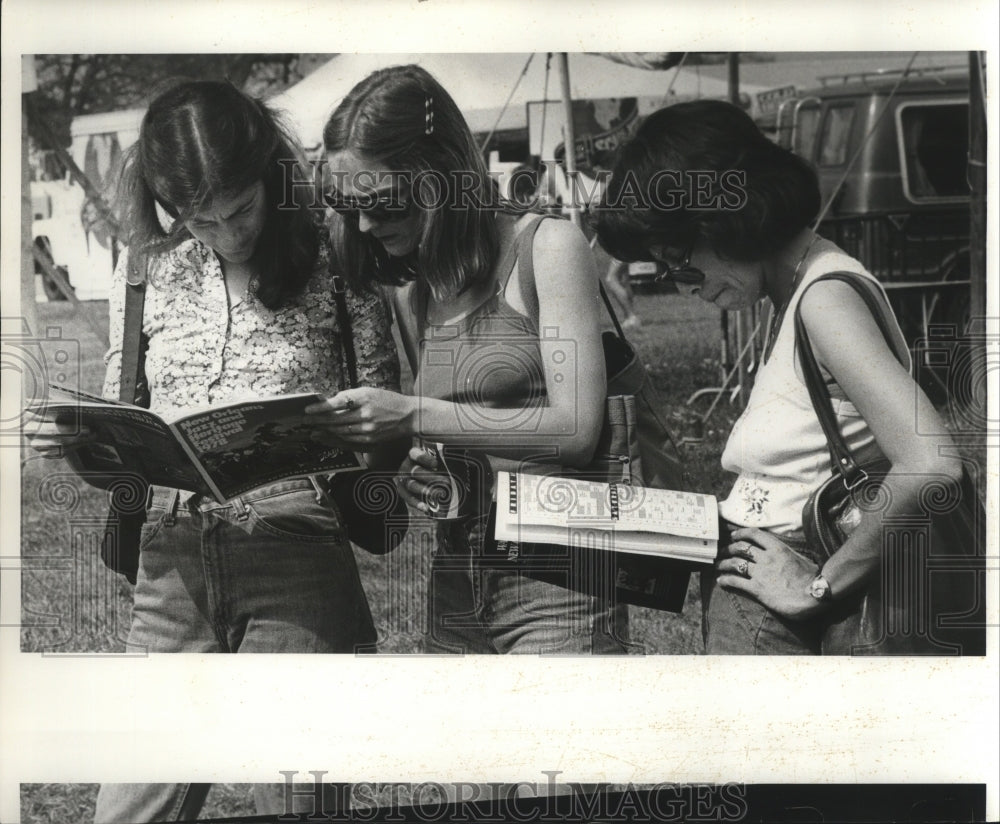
117, 79, 319, 309
323, 65, 501, 300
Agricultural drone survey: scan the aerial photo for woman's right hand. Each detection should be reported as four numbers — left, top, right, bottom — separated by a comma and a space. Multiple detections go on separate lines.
25, 414, 95, 459
394, 445, 448, 515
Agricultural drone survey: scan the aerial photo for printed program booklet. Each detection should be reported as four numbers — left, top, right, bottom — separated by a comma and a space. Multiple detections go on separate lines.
27, 386, 360, 502
494, 470, 718, 562
491, 471, 718, 612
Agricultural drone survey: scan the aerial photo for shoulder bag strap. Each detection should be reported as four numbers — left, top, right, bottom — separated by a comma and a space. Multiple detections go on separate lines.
331, 272, 359, 389
120, 249, 149, 406
794, 271, 906, 486
515, 214, 627, 339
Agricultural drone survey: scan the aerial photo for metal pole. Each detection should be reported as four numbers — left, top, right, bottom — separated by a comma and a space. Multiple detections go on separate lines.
557, 53, 582, 228
727, 52, 753, 406
967, 51, 986, 333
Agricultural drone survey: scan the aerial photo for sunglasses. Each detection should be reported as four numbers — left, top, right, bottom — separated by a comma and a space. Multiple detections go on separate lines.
323, 190, 413, 223
653, 241, 705, 286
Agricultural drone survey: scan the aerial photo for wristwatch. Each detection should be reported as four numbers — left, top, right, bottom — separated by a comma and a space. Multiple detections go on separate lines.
808, 574, 832, 602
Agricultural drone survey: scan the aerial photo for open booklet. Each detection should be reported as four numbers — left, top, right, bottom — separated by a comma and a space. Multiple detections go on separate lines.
26, 385, 361, 503
494, 470, 718, 563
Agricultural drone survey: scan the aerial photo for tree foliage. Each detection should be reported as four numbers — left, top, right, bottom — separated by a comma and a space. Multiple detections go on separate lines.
28, 53, 314, 151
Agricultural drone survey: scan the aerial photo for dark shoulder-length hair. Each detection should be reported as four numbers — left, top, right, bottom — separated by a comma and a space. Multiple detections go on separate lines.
116, 79, 319, 309
594, 99, 820, 263
322, 64, 501, 300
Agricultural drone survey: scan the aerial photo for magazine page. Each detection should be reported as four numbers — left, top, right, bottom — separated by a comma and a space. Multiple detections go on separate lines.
169, 394, 362, 501
26, 390, 209, 494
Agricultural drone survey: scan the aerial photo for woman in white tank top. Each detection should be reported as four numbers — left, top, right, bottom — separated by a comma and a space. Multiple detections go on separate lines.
595, 100, 963, 654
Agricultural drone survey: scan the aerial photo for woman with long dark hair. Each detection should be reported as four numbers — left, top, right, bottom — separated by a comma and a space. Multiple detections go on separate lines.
595, 100, 963, 654
309, 65, 629, 654
28, 80, 400, 819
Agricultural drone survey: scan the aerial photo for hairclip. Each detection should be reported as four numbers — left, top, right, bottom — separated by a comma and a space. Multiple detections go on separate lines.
425, 96, 434, 135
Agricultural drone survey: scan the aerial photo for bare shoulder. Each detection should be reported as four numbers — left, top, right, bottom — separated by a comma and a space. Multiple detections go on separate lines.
529, 216, 596, 284
531, 214, 590, 252
797, 277, 888, 340
797, 277, 905, 370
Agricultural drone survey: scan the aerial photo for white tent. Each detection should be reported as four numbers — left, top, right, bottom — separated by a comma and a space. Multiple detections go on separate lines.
269, 53, 760, 152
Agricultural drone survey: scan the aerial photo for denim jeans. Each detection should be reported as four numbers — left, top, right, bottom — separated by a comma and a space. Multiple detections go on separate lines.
127, 479, 376, 653
701, 524, 824, 655
426, 511, 630, 655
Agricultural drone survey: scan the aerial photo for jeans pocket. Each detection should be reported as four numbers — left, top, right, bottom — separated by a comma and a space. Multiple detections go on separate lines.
136, 506, 168, 552
246, 489, 346, 541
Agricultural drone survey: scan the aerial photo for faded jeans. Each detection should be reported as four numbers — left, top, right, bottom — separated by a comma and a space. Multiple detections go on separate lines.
93, 480, 375, 822
427, 510, 630, 655
126, 480, 376, 654
701, 524, 824, 655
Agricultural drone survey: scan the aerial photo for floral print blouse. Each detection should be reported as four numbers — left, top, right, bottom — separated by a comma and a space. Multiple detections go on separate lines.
103, 236, 400, 418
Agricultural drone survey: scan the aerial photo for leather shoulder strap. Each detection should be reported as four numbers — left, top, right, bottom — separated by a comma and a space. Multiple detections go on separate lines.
331, 272, 358, 388
795, 270, 905, 485
120, 249, 148, 406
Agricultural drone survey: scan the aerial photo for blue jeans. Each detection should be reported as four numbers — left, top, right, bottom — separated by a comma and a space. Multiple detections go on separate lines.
701, 525, 824, 655
127, 479, 376, 653
427, 511, 630, 654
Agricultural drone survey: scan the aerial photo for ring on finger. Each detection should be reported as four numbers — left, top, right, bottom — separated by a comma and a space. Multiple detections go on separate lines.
737, 559, 750, 578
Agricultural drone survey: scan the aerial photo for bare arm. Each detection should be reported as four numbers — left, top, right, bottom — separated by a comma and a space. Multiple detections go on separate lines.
720, 280, 962, 616
309, 218, 608, 467
800, 281, 961, 590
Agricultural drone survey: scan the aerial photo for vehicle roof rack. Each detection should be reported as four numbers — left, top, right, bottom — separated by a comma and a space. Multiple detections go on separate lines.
816, 64, 967, 87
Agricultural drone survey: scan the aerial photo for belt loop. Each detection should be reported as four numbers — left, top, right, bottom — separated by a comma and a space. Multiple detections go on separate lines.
309, 474, 331, 505
162, 488, 180, 526
231, 495, 250, 521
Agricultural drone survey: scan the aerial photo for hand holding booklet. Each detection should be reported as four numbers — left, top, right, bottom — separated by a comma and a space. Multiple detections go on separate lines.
492, 471, 719, 612
26, 386, 360, 503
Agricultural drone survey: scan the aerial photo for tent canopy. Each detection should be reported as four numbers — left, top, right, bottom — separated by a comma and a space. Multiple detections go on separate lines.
269, 53, 758, 151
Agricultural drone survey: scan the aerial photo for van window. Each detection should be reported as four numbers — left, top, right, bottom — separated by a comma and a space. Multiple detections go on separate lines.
793, 105, 821, 158
818, 104, 855, 166
898, 101, 969, 201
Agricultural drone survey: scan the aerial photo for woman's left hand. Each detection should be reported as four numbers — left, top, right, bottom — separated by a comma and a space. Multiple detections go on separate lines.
305, 388, 417, 446
716, 527, 824, 620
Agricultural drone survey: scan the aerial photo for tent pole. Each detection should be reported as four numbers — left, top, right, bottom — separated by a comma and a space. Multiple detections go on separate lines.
727, 52, 754, 407
557, 53, 582, 228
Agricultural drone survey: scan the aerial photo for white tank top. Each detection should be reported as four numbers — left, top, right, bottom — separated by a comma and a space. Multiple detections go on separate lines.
717, 248, 910, 535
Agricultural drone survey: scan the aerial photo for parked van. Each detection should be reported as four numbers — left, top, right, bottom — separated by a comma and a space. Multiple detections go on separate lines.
768, 65, 972, 344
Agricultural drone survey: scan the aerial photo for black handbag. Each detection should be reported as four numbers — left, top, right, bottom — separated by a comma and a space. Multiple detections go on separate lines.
796, 272, 986, 655
484, 216, 692, 612
327, 275, 410, 555
98, 250, 151, 584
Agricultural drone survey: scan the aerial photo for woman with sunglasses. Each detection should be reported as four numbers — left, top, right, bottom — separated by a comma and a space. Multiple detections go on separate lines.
309, 64, 628, 654
27, 80, 399, 820
595, 100, 962, 655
